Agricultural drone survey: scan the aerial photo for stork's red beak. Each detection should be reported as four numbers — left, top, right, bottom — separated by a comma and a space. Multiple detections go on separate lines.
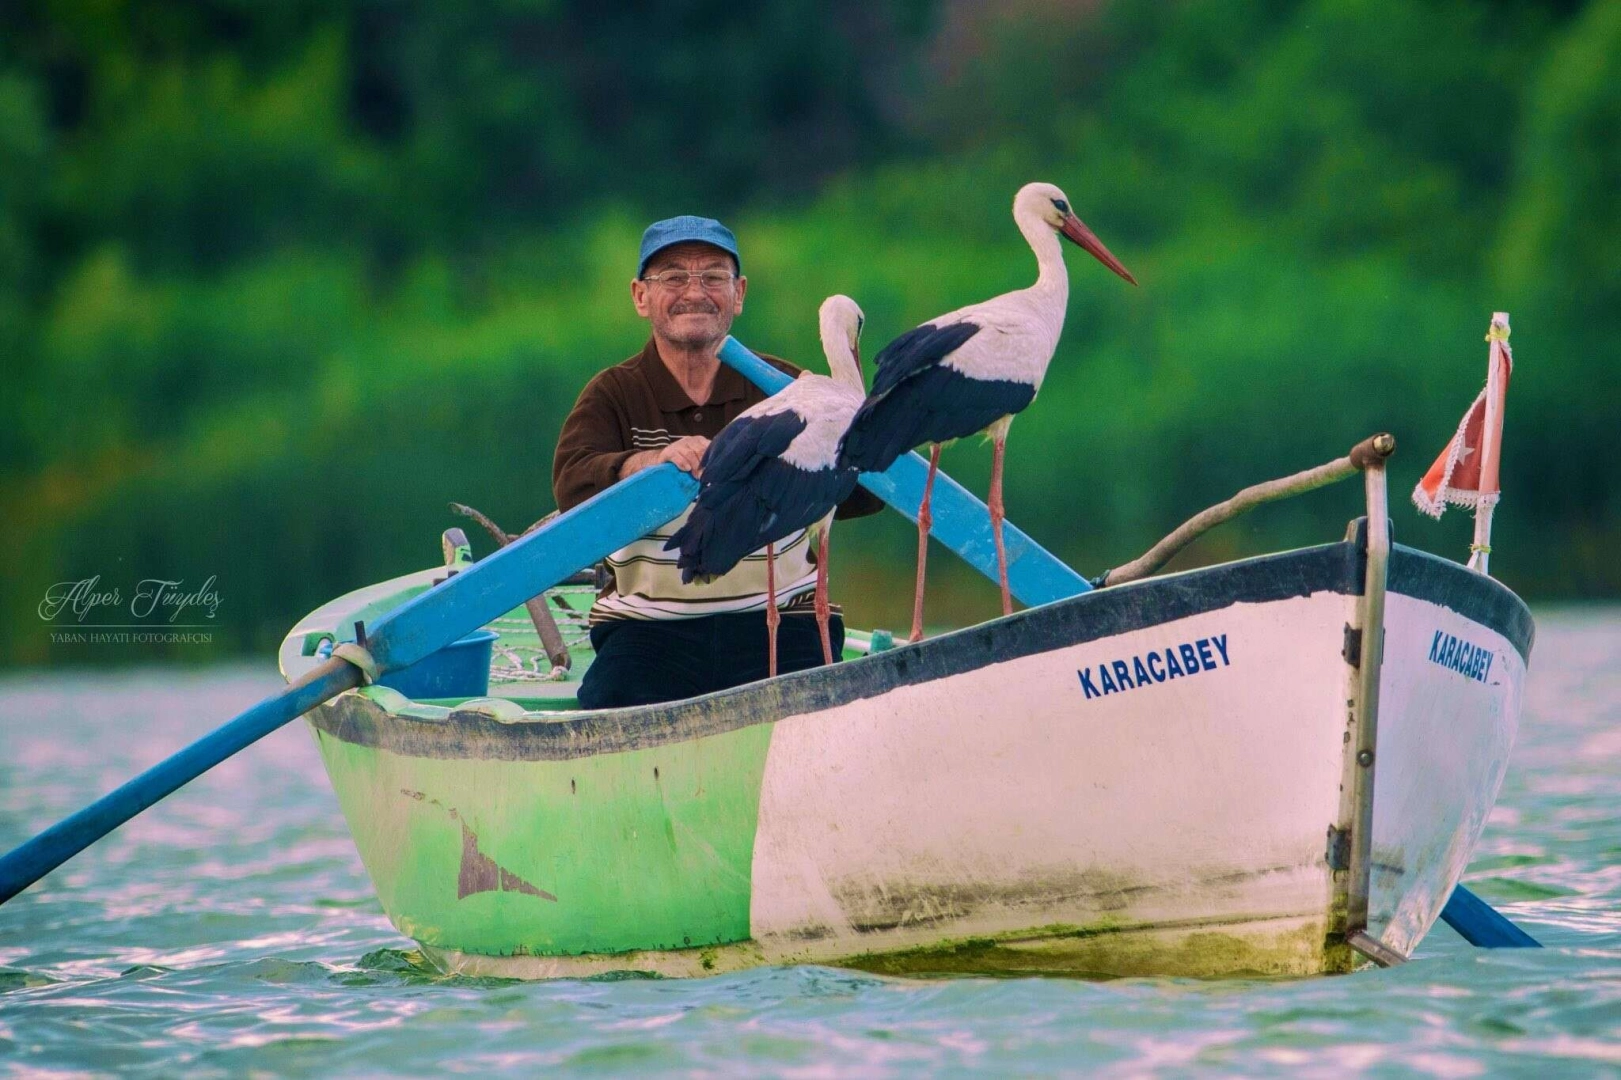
1061, 214, 1138, 286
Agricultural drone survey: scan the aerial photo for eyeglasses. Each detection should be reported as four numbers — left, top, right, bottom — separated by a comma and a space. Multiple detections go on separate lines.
641, 269, 737, 292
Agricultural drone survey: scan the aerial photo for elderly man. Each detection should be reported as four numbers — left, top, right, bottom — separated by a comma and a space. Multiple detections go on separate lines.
553, 216, 882, 710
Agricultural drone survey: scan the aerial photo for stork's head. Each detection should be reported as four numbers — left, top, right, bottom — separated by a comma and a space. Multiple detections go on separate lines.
1015, 182, 1137, 286
818, 294, 865, 390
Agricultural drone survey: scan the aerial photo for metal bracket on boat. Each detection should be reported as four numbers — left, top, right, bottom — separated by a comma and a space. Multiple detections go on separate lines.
1348, 930, 1407, 968
1343, 435, 1403, 968
1325, 824, 1351, 871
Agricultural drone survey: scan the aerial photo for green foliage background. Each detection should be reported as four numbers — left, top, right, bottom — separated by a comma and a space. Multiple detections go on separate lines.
3, 0, 1617, 664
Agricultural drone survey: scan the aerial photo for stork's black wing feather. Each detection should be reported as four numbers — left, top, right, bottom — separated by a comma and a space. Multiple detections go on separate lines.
698, 409, 805, 488
868, 321, 982, 398
665, 409, 858, 582
839, 314, 1032, 474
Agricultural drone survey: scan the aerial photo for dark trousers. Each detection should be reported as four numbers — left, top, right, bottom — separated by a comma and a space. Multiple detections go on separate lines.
578, 611, 844, 710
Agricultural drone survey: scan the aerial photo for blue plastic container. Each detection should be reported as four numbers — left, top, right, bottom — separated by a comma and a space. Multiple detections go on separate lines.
377, 629, 499, 700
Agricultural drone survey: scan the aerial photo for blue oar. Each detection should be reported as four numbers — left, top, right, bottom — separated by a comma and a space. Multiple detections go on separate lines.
0, 466, 700, 905
718, 336, 1536, 951
1439, 882, 1540, 947
717, 338, 1089, 605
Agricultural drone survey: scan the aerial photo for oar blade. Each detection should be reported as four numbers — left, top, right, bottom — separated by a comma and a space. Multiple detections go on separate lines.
1441, 884, 1541, 948
0, 658, 361, 905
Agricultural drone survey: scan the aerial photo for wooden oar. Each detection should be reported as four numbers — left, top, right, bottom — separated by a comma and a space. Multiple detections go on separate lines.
717, 337, 1538, 952
0, 465, 700, 906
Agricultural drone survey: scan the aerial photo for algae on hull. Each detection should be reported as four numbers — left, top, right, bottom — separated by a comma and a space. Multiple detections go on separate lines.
839, 915, 1334, 979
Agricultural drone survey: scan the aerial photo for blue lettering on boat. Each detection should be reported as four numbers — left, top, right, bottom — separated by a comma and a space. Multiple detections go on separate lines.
1179, 643, 1200, 675
1078, 634, 1230, 700
1427, 629, 1494, 683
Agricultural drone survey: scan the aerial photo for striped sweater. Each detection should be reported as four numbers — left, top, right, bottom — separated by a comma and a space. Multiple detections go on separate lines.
552, 339, 883, 624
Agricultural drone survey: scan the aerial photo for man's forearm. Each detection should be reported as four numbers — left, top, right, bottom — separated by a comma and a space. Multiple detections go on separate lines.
554, 446, 639, 513
617, 437, 709, 480
617, 449, 663, 479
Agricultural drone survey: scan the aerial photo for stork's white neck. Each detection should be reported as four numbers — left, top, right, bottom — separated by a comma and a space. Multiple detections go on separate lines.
1015, 205, 1070, 305
818, 323, 864, 392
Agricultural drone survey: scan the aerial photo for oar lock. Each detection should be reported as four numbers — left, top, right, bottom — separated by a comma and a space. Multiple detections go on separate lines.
333, 619, 379, 685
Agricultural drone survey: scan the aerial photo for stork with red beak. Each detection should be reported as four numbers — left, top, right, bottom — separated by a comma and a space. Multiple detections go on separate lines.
838, 182, 1137, 641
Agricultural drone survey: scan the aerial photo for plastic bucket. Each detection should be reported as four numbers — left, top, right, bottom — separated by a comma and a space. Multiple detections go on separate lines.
377, 629, 499, 700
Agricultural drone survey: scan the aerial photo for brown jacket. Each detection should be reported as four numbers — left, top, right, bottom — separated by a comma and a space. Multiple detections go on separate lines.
554, 338, 883, 514
552, 338, 883, 621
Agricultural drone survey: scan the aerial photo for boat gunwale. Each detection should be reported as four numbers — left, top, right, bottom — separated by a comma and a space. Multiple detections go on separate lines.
305, 539, 1532, 763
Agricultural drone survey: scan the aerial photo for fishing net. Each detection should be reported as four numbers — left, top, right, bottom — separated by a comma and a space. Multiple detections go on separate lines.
484, 585, 596, 683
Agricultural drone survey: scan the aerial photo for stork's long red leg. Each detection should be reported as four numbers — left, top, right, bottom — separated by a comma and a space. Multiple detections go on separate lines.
814, 528, 833, 666
911, 444, 941, 643
765, 540, 779, 678
990, 433, 1012, 617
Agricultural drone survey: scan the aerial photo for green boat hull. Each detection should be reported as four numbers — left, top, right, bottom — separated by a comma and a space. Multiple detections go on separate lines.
314, 695, 772, 959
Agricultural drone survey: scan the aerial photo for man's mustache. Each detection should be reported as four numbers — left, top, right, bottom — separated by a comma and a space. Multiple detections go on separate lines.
670, 301, 719, 315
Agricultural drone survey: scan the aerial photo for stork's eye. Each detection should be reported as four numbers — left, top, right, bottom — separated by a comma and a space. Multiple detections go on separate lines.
1051, 198, 1070, 214
856, 316, 865, 332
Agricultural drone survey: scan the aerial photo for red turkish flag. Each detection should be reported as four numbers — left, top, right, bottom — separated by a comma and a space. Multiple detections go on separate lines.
1413, 319, 1513, 519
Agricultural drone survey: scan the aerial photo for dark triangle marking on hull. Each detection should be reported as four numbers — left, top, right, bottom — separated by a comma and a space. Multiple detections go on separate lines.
458, 821, 557, 901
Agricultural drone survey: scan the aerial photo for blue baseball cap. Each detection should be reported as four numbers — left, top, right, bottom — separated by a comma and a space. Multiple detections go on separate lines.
638, 216, 741, 278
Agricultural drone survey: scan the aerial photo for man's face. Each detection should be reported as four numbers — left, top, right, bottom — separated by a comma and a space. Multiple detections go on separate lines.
631, 242, 747, 348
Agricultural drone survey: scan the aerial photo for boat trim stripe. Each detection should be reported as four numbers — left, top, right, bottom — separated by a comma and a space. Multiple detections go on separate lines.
310, 541, 1532, 762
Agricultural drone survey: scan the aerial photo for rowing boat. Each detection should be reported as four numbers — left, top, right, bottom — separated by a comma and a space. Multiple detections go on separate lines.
278, 498, 1531, 978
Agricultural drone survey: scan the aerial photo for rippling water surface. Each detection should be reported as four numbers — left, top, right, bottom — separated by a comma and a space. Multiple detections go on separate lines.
1, 611, 1617, 1077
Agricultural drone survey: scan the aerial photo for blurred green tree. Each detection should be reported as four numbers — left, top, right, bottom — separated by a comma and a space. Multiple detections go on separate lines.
0, 0, 1613, 664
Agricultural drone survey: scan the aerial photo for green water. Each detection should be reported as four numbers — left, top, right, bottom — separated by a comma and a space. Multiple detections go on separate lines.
1, 611, 1617, 1077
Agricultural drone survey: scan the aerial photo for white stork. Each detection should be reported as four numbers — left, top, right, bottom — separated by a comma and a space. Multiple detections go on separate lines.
838, 182, 1137, 641
666, 295, 866, 675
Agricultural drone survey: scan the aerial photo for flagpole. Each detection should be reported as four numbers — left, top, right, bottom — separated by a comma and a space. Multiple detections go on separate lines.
1468, 312, 1510, 574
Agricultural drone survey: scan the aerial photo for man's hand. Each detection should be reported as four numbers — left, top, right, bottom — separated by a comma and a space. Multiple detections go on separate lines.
621, 435, 711, 479
659, 436, 710, 476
